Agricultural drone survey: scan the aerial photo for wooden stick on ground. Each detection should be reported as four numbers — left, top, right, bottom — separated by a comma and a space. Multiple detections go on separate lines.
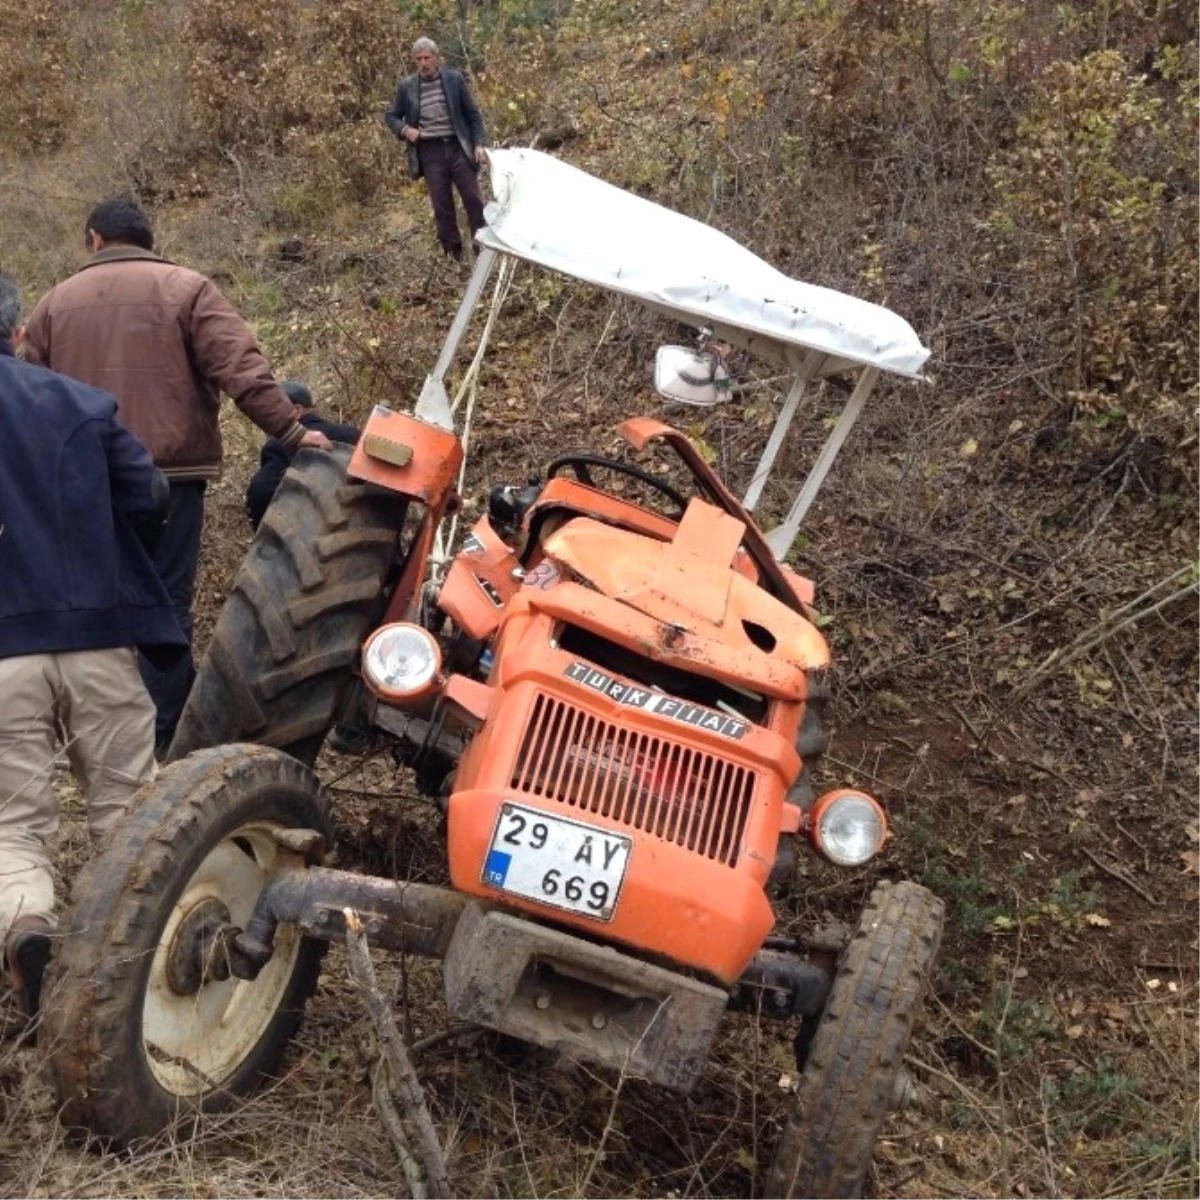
1079, 846, 1162, 907
370, 1062, 429, 1200
344, 908, 452, 1199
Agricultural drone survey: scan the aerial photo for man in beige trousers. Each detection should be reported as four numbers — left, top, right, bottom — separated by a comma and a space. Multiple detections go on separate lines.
0, 275, 186, 1019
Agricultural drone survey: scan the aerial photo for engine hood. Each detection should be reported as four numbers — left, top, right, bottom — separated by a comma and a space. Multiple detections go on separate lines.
541, 506, 829, 679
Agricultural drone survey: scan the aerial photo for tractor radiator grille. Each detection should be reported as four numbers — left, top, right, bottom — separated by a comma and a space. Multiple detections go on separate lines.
510, 693, 756, 866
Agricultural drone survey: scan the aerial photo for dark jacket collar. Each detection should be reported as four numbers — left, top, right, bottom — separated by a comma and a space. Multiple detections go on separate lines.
0, 339, 14, 358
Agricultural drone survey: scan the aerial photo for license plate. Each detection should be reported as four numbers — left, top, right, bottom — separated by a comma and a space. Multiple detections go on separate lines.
482, 803, 631, 922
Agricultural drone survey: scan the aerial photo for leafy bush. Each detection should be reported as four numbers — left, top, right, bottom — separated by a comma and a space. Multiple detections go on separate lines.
984, 49, 1198, 430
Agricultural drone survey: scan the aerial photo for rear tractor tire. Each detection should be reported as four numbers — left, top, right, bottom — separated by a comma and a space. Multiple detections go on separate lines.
766, 880, 944, 1198
42, 745, 333, 1146
170, 446, 404, 762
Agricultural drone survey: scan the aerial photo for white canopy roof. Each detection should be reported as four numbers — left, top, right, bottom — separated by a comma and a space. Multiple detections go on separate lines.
477, 148, 930, 380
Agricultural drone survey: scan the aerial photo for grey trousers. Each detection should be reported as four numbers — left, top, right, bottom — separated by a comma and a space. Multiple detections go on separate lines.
0, 648, 156, 939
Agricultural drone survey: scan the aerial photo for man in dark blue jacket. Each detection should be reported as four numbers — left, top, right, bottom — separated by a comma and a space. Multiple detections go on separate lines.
385, 37, 489, 261
245, 381, 360, 530
0, 274, 185, 1018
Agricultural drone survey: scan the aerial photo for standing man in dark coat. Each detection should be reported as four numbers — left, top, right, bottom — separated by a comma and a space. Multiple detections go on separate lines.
385, 37, 489, 262
0, 275, 185, 1018
23, 198, 332, 756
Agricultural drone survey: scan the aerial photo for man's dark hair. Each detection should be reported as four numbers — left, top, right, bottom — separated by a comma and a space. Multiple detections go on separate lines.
85, 198, 154, 251
280, 380, 314, 409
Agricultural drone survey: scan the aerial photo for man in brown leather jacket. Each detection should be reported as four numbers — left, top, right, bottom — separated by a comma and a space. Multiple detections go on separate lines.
24, 198, 332, 755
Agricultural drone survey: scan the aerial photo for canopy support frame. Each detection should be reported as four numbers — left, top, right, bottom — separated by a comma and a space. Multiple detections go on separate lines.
416, 249, 499, 430
765, 366, 881, 561
742, 348, 828, 513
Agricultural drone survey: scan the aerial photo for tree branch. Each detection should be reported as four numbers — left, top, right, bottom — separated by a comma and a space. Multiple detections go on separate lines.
344, 909, 452, 1198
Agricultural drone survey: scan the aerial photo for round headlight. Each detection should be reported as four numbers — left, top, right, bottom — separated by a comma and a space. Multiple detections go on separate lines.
362, 623, 441, 701
809, 789, 887, 866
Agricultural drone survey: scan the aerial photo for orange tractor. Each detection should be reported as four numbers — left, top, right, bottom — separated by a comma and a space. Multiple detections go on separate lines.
44, 151, 943, 1197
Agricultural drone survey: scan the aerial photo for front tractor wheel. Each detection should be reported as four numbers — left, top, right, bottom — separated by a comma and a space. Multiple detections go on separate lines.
169, 446, 404, 763
767, 880, 944, 1199
43, 745, 333, 1147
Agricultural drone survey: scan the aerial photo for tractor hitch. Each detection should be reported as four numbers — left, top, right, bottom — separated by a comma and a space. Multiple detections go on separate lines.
232, 866, 470, 978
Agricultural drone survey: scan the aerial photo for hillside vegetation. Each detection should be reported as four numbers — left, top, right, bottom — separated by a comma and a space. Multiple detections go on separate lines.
0, 2, 1196, 1197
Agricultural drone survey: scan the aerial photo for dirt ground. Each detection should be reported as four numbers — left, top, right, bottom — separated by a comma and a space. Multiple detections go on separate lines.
1, 218, 1196, 1200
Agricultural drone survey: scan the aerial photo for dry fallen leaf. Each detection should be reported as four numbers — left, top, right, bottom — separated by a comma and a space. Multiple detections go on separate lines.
1181, 849, 1200, 875
1065, 1024, 1085, 1039
1083, 912, 1112, 927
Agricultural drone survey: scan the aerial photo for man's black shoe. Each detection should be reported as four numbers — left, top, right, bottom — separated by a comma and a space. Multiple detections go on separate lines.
326, 723, 377, 756
6, 915, 54, 1021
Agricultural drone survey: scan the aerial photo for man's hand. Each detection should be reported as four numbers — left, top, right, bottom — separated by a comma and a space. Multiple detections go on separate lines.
404, 126, 421, 143
475, 146, 488, 165
298, 429, 333, 451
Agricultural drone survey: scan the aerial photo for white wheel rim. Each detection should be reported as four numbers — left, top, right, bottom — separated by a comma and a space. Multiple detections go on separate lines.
142, 820, 305, 1096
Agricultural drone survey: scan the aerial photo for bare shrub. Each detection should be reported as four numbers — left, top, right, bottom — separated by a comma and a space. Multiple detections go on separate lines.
0, 0, 75, 153
307, 0, 405, 119
185, 0, 402, 148
69, 0, 204, 190
282, 123, 395, 221
185, 0, 298, 150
